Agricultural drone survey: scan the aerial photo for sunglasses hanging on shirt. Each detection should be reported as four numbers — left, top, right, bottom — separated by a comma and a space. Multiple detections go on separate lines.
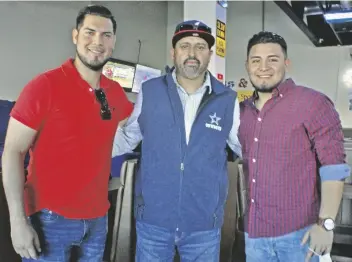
94, 89, 112, 120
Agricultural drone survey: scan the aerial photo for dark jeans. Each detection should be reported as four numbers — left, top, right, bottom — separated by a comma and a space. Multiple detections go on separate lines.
22, 209, 108, 262
245, 226, 320, 262
135, 221, 221, 262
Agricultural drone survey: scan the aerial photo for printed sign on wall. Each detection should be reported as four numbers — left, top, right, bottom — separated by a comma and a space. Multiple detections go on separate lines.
237, 90, 253, 102
226, 78, 253, 102
216, 19, 226, 57
237, 78, 248, 88
217, 73, 224, 83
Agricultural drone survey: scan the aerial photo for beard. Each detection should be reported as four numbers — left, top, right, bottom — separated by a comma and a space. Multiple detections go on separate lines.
250, 75, 285, 94
175, 56, 209, 80
76, 49, 110, 72
251, 81, 278, 93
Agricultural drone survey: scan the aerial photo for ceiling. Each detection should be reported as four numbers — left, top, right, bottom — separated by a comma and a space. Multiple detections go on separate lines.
274, 1, 352, 46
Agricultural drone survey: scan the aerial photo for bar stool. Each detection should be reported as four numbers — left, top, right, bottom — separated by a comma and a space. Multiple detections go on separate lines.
331, 184, 352, 262
109, 159, 138, 262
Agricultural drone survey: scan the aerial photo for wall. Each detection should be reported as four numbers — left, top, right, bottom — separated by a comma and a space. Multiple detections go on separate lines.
226, 1, 352, 128
96, 1, 167, 69
2, 0, 351, 127
0, 1, 167, 101
166, 1, 183, 67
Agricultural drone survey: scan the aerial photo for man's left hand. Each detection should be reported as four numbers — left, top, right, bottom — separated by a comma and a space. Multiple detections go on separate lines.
301, 224, 333, 261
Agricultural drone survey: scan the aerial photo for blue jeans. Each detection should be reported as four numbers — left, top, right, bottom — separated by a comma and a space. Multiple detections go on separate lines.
135, 221, 221, 262
245, 226, 320, 262
22, 209, 107, 262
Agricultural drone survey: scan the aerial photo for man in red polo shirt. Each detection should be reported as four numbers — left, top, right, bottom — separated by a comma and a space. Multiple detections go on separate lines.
1, 5, 132, 261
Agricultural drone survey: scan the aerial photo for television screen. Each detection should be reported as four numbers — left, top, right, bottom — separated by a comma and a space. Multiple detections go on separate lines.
102, 59, 136, 91
132, 64, 162, 93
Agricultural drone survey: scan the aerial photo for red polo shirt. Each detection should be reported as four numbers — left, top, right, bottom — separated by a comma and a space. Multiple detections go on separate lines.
11, 59, 133, 218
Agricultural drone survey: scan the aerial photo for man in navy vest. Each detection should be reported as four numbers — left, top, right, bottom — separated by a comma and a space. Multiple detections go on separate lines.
112, 20, 241, 261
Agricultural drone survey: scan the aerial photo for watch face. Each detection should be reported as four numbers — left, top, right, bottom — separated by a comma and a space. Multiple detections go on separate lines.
324, 218, 335, 231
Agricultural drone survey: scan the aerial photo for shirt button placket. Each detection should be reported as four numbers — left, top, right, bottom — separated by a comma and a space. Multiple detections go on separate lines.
251, 114, 262, 207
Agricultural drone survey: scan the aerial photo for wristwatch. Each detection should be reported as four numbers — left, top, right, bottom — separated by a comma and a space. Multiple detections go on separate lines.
318, 217, 335, 231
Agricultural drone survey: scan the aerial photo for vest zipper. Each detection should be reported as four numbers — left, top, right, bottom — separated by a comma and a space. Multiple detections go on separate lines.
176, 125, 184, 232
176, 89, 228, 232
176, 161, 184, 232
176, 89, 215, 232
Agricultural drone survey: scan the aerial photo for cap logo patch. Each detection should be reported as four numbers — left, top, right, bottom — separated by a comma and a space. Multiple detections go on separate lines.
192, 33, 199, 36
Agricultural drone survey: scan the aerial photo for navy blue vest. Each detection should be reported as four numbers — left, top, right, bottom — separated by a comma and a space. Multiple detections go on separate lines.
135, 72, 237, 232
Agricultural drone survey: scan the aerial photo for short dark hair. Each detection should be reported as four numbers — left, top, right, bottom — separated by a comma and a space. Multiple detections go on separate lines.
247, 31, 287, 58
76, 5, 117, 34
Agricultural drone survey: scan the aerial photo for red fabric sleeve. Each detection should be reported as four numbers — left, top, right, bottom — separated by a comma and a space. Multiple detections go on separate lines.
10, 74, 52, 131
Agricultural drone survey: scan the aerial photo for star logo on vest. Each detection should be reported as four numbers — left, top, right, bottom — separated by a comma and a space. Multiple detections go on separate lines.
205, 113, 222, 131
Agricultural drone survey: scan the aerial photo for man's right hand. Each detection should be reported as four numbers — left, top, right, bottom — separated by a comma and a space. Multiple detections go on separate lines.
11, 220, 41, 259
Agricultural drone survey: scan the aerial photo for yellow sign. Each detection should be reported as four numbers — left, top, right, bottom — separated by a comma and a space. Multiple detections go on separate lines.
237, 90, 253, 102
216, 19, 226, 57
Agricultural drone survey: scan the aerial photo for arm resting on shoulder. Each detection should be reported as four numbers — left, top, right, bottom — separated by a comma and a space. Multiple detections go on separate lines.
112, 88, 144, 157
305, 93, 350, 220
2, 117, 37, 222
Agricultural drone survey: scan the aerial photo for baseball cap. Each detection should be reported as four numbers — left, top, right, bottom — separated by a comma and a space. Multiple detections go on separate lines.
172, 20, 215, 48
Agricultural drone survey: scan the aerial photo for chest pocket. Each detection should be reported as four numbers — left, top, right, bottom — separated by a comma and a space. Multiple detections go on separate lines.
192, 101, 229, 157
50, 90, 118, 140
141, 95, 177, 138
